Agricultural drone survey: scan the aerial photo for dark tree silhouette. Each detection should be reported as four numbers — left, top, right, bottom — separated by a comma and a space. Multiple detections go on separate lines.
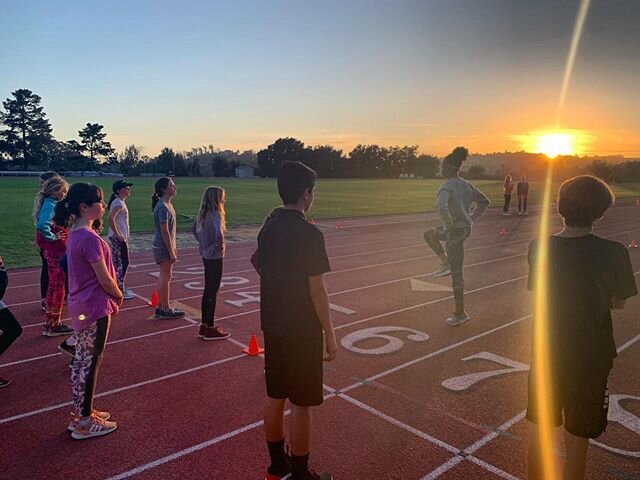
0, 89, 53, 169
78, 123, 115, 162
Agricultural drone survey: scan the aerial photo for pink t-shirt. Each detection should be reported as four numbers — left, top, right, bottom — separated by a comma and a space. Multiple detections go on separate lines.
67, 227, 119, 331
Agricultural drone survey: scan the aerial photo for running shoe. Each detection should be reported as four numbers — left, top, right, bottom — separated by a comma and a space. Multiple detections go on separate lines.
155, 308, 185, 319
432, 263, 451, 277
71, 412, 117, 440
446, 311, 470, 326
122, 288, 136, 300
57, 341, 76, 358
42, 324, 74, 337
68, 410, 111, 432
198, 324, 207, 338
202, 326, 230, 341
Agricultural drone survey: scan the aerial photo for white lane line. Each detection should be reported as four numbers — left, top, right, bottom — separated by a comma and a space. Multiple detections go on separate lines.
0, 353, 247, 425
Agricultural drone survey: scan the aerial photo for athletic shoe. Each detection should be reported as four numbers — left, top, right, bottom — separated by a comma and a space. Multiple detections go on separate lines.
524, 211, 529, 215
202, 326, 230, 341
42, 324, 74, 337
41, 299, 46, 311
502, 212, 511, 216
0, 377, 10, 389
57, 341, 76, 358
71, 412, 117, 440
68, 410, 111, 432
122, 288, 136, 300
432, 264, 451, 277
198, 324, 207, 338
155, 308, 185, 319
518, 211, 523, 216
266, 454, 292, 480
446, 311, 470, 326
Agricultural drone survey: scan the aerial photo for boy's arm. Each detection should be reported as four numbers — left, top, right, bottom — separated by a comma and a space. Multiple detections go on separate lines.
309, 273, 337, 361
435, 188, 453, 228
611, 246, 638, 310
470, 186, 490, 223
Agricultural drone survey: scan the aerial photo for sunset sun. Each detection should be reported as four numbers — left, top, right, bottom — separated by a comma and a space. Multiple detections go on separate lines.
535, 133, 574, 158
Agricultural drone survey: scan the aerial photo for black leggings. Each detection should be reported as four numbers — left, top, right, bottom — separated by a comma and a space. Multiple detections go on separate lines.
40, 249, 48, 299
518, 194, 528, 213
503, 194, 512, 213
201, 258, 223, 327
424, 226, 471, 292
0, 307, 22, 357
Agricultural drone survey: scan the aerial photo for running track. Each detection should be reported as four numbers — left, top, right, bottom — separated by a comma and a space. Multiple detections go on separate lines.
1, 201, 639, 480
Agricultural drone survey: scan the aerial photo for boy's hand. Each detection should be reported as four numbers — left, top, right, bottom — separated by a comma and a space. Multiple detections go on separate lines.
324, 333, 338, 362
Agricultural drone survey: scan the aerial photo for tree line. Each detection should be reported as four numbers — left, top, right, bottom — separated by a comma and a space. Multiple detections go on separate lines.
2, 88, 640, 181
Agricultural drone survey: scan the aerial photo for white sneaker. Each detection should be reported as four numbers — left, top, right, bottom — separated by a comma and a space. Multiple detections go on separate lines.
71, 412, 117, 440
68, 410, 111, 431
446, 312, 470, 326
502, 212, 511, 216
518, 211, 523, 216
432, 264, 452, 277
122, 288, 136, 300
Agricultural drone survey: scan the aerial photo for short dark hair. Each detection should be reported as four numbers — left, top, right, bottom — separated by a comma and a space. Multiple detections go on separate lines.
277, 162, 317, 205
557, 175, 614, 227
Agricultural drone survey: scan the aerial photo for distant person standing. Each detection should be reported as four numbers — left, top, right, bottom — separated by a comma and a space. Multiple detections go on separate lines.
518, 175, 530, 215
503, 175, 514, 215
107, 180, 135, 300
37, 171, 62, 311
424, 147, 490, 326
192, 186, 230, 340
0, 255, 23, 388
34, 176, 73, 337
151, 177, 185, 319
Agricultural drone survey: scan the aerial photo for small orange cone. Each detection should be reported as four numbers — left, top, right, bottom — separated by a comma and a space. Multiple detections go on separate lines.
309, 218, 315, 224
336, 223, 342, 230
499, 227, 508, 236
636, 199, 640, 207
629, 239, 638, 248
148, 291, 158, 307
243, 334, 264, 356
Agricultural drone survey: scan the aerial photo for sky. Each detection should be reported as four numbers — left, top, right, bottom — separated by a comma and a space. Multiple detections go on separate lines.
1, 0, 639, 157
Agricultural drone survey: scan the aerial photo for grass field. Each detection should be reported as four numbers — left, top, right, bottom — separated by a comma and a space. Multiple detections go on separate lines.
1, 176, 639, 268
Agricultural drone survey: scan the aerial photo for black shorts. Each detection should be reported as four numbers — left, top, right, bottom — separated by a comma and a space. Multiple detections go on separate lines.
526, 368, 610, 439
264, 333, 324, 407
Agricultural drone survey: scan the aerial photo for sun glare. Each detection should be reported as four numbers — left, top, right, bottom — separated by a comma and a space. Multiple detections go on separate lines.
535, 133, 574, 158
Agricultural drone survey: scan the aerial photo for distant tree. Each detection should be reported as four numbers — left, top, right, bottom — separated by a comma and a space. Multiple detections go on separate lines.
212, 155, 230, 176
349, 145, 388, 178
0, 89, 54, 169
465, 165, 486, 179
78, 123, 115, 163
387, 145, 418, 177
153, 147, 188, 176
309, 145, 344, 177
257, 137, 307, 177
119, 144, 143, 174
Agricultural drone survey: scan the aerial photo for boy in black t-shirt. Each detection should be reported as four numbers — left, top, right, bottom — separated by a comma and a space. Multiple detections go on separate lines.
527, 175, 637, 480
259, 162, 337, 480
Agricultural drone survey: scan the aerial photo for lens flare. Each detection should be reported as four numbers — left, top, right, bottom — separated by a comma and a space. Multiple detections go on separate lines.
532, 1, 591, 478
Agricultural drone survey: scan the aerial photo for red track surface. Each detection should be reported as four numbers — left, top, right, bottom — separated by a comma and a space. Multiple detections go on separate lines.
1, 202, 639, 479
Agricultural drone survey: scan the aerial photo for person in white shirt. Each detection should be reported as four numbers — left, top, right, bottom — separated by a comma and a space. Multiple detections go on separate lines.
107, 180, 135, 299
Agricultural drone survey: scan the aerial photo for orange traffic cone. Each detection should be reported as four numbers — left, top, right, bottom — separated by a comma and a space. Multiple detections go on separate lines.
629, 239, 639, 248
243, 334, 264, 356
309, 218, 315, 224
499, 227, 508, 236
636, 199, 640, 207
148, 291, 158, 307
336, 223, 342, 230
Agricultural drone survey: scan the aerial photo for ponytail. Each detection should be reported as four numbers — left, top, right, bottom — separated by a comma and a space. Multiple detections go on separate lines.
53, 198, 74, 229
107, 192, 117, 210
151, 177, 171, 211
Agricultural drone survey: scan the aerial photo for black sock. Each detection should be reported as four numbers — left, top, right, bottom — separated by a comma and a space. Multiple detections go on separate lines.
267, 438, 287, 472
291, 453, 310, 479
